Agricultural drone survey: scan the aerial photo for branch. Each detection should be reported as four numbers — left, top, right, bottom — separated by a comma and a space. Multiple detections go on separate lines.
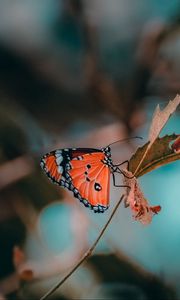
40, 194, 125, 300
0, 156, 34, 190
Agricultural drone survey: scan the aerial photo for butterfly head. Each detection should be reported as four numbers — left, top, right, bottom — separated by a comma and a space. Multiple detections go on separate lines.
101, 146, 114, 169
102, 146, 111, 157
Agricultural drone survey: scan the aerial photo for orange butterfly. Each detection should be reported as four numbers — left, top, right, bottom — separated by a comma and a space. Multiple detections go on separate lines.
40, 138, 140, 213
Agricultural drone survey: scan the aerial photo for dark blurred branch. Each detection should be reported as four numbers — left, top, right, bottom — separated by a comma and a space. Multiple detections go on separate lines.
90, 219, 152, 280
0, 272, 19, 296
89, 254, 176, 300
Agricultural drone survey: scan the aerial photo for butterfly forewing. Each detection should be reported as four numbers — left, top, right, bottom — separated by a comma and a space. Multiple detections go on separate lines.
40, 148, 111, 213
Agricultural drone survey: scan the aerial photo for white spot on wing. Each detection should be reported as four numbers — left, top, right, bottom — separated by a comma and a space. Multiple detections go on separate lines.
56, 150, 62, 154
58, 166, 63, 174
56, 155, 63, 165
78, 156, 83, 160
40, 161, 44, 168
93, 206, 98, 211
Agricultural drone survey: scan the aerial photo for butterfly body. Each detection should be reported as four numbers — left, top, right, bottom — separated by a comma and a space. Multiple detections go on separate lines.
41, 146, 125, 213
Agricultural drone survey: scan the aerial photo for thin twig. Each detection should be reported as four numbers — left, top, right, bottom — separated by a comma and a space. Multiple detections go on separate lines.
40, 194, 125, 300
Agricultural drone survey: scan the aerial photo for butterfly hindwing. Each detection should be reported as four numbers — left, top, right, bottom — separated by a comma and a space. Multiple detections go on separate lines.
40, 148, 111, 213
40, 151, 63, 184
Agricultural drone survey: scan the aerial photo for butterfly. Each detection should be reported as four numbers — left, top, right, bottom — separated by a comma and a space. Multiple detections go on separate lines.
40, 138, 140, 213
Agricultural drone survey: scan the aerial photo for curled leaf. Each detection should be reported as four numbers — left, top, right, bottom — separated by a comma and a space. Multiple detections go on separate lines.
148, 94, 180, 144
129, 134, 180, 177
133, 95, 180, 176
123, 170, 161, 225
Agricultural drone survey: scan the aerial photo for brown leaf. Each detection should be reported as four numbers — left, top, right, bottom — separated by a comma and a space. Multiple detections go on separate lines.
149, 95, 180, 143
123, 170, 161, 225
129, 134, 180, 177
133, 95, 180, 176
171, 135, 180, 153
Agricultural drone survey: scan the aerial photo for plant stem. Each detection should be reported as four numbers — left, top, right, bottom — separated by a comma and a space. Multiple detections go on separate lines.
40, 194, 124, 300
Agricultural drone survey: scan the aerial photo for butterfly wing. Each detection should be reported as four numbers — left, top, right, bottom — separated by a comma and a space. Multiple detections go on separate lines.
68, 152, 110, 212
40, 148, 110, 213
40, 150, 65, 185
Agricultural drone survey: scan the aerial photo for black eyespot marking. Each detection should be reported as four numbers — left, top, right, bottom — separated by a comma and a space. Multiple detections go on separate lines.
85, 171, 88, 175
87, 164, 91, 169
94, 182, 102, 191
86, 177, 90, 182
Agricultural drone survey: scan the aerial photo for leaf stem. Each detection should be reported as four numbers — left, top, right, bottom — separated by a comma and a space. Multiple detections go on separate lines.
133, 144, 150, 177
40, 194, 124, 300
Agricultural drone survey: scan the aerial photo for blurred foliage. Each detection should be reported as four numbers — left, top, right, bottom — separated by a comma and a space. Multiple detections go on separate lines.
0, 0, 179, 299
89, 254, 176, 300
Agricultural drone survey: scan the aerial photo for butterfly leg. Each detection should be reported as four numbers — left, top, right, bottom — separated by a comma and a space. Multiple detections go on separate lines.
118, 168, 135, 179
113, 162, 135, 179
113, 166, 134, 179
112, 172, 130, 189
113, 160, 134, 179
113, 160, 129, 169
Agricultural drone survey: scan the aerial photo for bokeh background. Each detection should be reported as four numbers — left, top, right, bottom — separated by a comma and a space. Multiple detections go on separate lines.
0, 0, 180, 299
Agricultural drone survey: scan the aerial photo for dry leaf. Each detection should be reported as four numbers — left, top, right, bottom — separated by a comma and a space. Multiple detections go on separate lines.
122, 97, 179, 224
171, 135, 180, 153
149, 95, 180, 143
123, 170, 161, 225
133, 95, 180, 176
129, 134, 180, 177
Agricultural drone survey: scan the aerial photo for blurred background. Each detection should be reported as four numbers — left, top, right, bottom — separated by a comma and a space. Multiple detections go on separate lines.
0, 0, 180, 299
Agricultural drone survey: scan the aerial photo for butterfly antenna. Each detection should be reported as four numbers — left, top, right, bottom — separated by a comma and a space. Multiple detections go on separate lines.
107, 136, 143, 147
